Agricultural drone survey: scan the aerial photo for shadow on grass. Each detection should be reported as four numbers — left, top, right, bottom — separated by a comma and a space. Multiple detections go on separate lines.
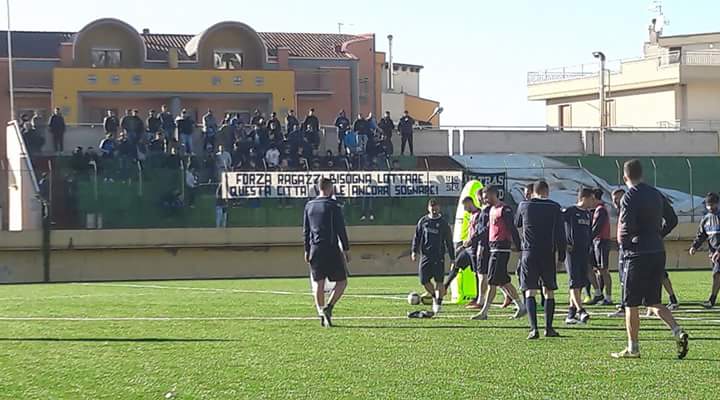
0, 337, 238, 343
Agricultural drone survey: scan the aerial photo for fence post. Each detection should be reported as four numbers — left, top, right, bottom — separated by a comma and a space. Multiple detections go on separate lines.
686, 158, 695, 222
180, 160, 185, 199
614, 159, 621, 185
651, 159, 657, 187
137, 161, 143, 197
91, 161, 99, 201
540, 159, 545, 179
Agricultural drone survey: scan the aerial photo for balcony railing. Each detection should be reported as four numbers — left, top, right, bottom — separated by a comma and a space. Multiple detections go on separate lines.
528, 50, 720, 85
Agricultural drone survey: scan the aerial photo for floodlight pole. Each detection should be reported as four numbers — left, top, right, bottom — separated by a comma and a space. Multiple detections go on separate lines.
6, 0, 15, 121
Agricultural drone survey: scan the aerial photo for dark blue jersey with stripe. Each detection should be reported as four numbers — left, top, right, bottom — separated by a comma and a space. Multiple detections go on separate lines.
412, 215, 455, 260
303, 197, 350, 253
618, 183, 677, 255
691, 210, 720, 253
515, 198, 567, 262
563, 206, 592, 253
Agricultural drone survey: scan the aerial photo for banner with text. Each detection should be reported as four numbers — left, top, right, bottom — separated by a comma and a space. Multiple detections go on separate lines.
222, 171, 463, 199
465, 171, 507, 200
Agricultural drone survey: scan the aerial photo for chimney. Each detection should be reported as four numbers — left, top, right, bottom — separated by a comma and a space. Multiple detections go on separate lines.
142, 28, 150, 35
59, 42, 73, 67
277, 47, 290, 70
168, 48, 179, 69
387, 34, 394, 91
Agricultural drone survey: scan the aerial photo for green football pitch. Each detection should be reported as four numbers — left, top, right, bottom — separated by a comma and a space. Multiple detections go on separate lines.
0, 271, 718, 399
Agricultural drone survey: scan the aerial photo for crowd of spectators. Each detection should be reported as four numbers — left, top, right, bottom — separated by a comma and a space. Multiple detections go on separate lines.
21, 105, 417, 226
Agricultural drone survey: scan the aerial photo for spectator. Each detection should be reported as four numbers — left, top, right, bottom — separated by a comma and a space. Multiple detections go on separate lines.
99, 133, 115, 158
302, 108, 320, 148
265, 145, 280, 169
255, 120, 270, 154
19, 114, 39, 154
149, 132, 165, 154
123, 109, 144, 144
368, 112, 379, 134
267, 112, 283, 144
231, 142, 245, 170
285, 109, 300, 134
159, 104, 176, 140
398, 110, 415, 155
215, 144, 232, 180
218, 112, 235, 151
116, 133, 134, 181
250, 109, 264, 126
165, 146, 181, 170
287, 126, 303, 155
103, 110, 119, 136
185, 167, 197, 208
176, 109, 195, 155
202, 109, 218, 150
48, 107, 66, 153
334, 109, 350, 155
120, 109, 132, 138
146, 109, 161, 138
162, 189, 184, 213
215, 185, 228, 228
343, 129, 358, 156
353, 113, 369, 136
360, 157, 379, 221
136, 138, 148, 168
38, 172, 49, 202
201, 147, 217, 183
31, 110, 44, 137
70, 147, 88, 175
379, 111, 395, 155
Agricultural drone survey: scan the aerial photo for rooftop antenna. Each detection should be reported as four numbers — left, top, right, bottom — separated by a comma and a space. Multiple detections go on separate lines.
337, 22, 355, 34
649, 0, 669, 33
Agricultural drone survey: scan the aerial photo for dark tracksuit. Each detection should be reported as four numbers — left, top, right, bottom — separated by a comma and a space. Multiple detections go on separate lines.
397, 116, 415, 155
592, 203, 612, 269
412, 215, 455, 285
563, 206, 592, 289
48, 114, 66, 152
515, 198, 567, 291
334, 115, 350, 154
618, 183, 678, 307
488, 202, 521, 286
303, 196, 350, 282
691, 210, 720, 274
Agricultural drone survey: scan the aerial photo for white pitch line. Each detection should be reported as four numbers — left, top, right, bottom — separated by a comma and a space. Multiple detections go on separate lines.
73, 283, 406, 301
0, 293, 151, 302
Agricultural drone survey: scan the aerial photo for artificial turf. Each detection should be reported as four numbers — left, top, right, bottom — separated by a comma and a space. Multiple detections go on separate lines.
0, 271, 718, 399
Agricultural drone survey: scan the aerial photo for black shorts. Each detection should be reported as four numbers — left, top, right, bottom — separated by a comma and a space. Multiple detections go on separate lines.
454, 249, 475, 271
565, 250, 590, 289
488, 250, 511, 286
623, 252, 665, 307
519, 251, 558, 291
309, 247, 347, 282
419, 256, 444, 285
593, 240, 611, 270
478, 249, 490, 275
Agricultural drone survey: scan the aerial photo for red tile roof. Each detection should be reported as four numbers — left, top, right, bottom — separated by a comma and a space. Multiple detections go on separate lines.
0, 30, 366, 61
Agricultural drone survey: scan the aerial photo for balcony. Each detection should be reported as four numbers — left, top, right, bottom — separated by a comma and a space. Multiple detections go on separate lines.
528, 51, 720, 86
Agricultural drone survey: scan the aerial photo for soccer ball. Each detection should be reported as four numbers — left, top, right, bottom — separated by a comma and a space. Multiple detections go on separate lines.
407, 292, 421, 305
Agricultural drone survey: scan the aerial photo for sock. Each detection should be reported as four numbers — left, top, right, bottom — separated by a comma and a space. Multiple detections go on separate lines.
526, 297, 538, 331
545, 298, 556, 330
605, 294, 613, 303
578, 307, 587, 316
513, 297, 524, 310
317, 305, 324, 315
594, 288, 602, 297
584, 285, 591, 297
437, 297, 443, 305
567, 306, 577, 319
710, 295, 717, 305
671, 324, 682, 337
669, 294, 679, 305
629, 340, 639, 353
540, 293, 546, 307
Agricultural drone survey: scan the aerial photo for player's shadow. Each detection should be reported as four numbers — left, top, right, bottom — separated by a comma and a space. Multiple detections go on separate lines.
0, 337, 239, 343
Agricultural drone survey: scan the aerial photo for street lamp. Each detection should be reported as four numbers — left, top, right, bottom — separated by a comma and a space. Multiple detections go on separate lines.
593, 51, 606, 132
6, 0, 14, 122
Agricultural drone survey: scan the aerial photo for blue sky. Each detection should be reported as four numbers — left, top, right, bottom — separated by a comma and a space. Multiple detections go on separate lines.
4, 0, 719, 125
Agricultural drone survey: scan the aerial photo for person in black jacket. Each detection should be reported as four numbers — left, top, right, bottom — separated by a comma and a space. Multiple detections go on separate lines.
334, 110, 350, 154
515, 180, 566, 339
303, 178, 351, 327
397, 110, 415, 156
285, 109, 300, 134
378, 111, 395, 155
612, 159, 687, 360
412, 199, 455, 314
146, 109, 161, 137
103, 110, 119, 136
159, 104, 176, 140
48, 107, 66, 153
689, 192, 720, 309
302, 108, 320, 149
